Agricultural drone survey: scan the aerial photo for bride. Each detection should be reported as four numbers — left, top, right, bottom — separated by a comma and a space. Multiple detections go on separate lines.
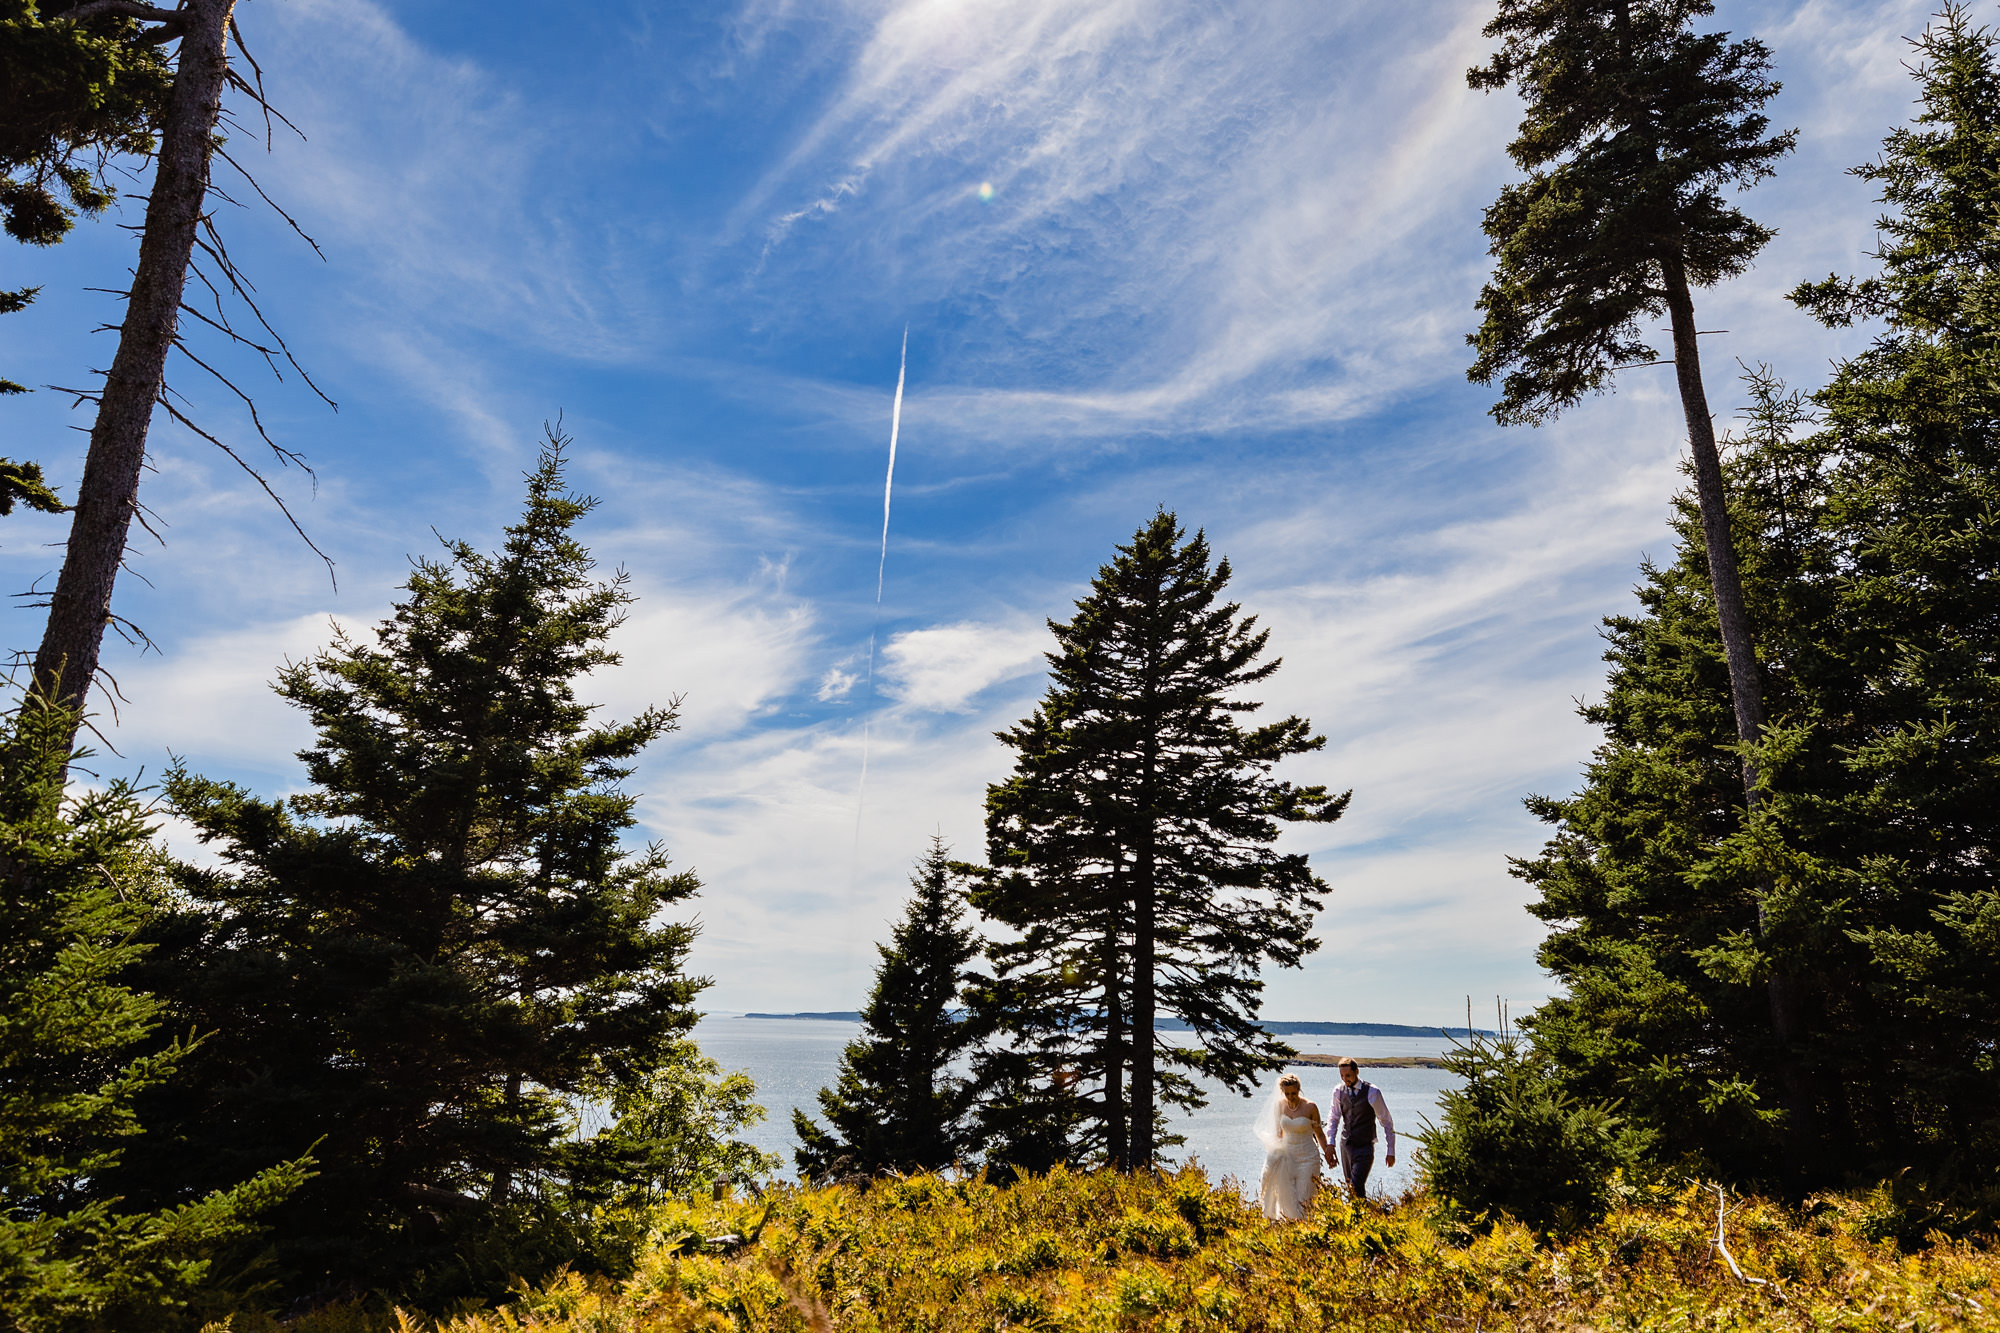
1257, 1072, 1331, 1221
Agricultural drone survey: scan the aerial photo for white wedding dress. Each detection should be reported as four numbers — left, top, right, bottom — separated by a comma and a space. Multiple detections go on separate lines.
1259, 1112, 1322, 1221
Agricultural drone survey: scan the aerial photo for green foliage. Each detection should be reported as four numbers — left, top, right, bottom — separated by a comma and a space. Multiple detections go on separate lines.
793, 839, 981, 1180
969, 511, 1347, 1168
1466, 0, 1794, 422
0, 0, 170, 244
570, 1038, 779, 1208
1417, 1019, 1633, 1237
1791, 3, 2000, 337
419, 1171, 2000, 1333
1520, 8, 2000, 1201
0, 0, 174, 398
107, 429, 706, 1308
0, 457, 63, 512
0, 695, 305, 1333
0, 284, 30, 395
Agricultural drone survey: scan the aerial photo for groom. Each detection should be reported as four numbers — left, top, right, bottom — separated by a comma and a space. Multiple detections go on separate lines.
1323, 1057, 1395, 1198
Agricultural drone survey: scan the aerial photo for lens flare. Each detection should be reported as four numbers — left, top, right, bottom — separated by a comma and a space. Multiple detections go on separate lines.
977, 181, 995, 202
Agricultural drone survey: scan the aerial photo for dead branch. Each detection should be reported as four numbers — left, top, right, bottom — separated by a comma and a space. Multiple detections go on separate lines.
214, 145, 325, 259
225, 67, 305, 145
103, 613, 157, 655
57, 0, 184, 26
169, 335, 310, 474
176, 299, 282, 376
126, 494, 167, 547
154, 394, 338, 588
1710, 1183, 1778, 1298
193, 222, 337, 408
227, 15, 308, 150
48, 384, 105, 409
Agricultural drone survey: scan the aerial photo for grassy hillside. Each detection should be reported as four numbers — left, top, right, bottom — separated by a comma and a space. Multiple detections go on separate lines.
260, 1168, 1998, 1332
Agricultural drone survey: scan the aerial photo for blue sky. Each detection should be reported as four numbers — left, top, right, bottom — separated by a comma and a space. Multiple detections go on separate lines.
0, 0, 1937, 1021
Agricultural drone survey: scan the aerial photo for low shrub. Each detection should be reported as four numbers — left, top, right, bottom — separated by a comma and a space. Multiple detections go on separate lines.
1416, 1024, 1635, 1236
388, 1169, 2000, 1332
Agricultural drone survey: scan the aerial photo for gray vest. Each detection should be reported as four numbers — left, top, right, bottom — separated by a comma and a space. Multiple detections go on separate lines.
1338, 1081, 1377, 1146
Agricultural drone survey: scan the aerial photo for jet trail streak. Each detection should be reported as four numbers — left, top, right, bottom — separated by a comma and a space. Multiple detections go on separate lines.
876, 328, 908, 604
852, 328, 908, 867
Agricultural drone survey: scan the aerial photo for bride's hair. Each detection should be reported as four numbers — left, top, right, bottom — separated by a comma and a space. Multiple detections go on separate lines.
1258, 1072, 1305, 1151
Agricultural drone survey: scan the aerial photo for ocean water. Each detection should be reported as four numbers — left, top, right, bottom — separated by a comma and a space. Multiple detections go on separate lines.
693, 1014, 1464, 1201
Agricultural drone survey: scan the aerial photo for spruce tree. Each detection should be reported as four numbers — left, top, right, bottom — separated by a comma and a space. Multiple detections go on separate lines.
969, 512, 1347, 1169
1467, 0, 1793, 800
111, 429, 705, 1303
1466, 0, 1808, 1166
0, 696, 304, 1332
1778, 5, 2000, 1200
793, 838, 980, 1179
1517, 380, 1830, 1186
1524, 10, 2000, 1200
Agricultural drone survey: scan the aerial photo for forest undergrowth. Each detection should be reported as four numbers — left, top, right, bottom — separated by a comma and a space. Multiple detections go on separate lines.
231, 1167, 2000, 1332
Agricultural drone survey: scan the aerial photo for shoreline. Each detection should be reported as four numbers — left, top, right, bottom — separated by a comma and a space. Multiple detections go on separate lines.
1284, 1053, 1448, 1069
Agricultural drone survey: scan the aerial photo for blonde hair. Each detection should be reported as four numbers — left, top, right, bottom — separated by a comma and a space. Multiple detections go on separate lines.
1278, 1073, 1302, 1089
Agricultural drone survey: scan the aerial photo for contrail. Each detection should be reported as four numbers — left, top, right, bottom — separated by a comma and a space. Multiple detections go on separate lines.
876, 326, 908, 604
852, 327, 908, 863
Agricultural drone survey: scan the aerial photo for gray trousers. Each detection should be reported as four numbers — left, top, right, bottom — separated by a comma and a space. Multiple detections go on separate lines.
1339, 1139, 1375, 1197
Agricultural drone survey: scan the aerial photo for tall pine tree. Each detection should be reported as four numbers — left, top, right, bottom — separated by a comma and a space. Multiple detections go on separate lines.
1524, 8, 2000, 1202
969, 512, 1347, 1169
792, 839, 980, 1180
1777, 4, 2000, 1203
0, 696, 304, 1332
1466, 0, 1809, 1168
109, 429, 706, 1304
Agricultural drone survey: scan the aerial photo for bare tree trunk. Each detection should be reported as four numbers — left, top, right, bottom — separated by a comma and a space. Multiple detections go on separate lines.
1101, 926, 1127, 1170
1662, 255, 1812, 1181
1662, 263, 1766, 785
1130, 836, 1157, 1169
489, 1070, 522, 1203
30, 0, 235, 732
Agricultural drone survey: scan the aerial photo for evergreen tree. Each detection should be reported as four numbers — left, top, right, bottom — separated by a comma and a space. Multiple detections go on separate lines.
1419, 1012, 1631, 1238
793, 838, 980, 1179
1774, 5, 2000, 1202
0, 695, 304, 1332
1515, 372, 1832, 1187
969, 512, 1347, 1169
109, 429, 706, 1303
1467, 0, 1793, 799
1524, 10, 2000, 1201
1466, 0, 1808, 1166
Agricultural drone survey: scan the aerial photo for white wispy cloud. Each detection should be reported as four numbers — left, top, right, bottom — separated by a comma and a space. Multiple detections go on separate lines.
816, 666, 859, 700
721, 2, 1512, 442
6, 0, 1954, 1029
879, 619, 1046, 713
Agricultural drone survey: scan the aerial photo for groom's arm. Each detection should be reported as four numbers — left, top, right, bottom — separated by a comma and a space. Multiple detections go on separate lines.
1371, 1086, 1396, 1162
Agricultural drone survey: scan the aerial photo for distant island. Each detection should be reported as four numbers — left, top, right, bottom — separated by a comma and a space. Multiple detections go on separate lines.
739, 1012, 1492, 1038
